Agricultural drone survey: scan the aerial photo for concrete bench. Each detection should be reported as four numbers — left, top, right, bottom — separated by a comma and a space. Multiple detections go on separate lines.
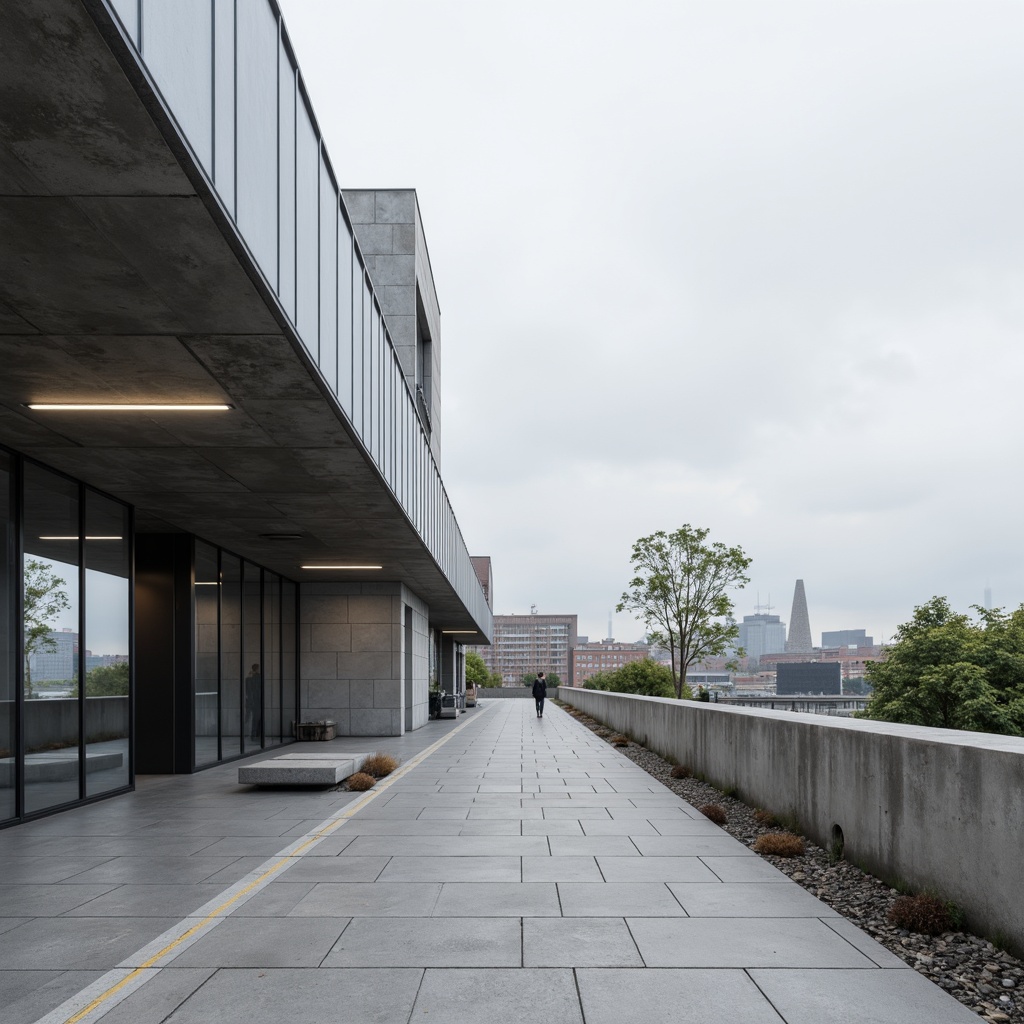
238, 751, 370, 787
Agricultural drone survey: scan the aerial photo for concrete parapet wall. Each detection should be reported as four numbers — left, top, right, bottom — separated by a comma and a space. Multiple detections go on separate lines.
559, 688, 1024, 953
479, 686, 562, 700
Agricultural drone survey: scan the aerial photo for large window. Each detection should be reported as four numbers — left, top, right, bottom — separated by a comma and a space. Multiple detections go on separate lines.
5, 460, 133, 822
194, 543, 297, 768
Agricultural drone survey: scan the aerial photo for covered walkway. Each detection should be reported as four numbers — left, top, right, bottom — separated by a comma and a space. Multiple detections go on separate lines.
0, 701, 980, 1023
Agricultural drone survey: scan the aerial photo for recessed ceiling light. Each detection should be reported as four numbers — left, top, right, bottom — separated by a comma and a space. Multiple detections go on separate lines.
38, 535, 123, 541
442, 630, 478, 634
300, 564, 383, 570
195, 581, 220, 586
26, 403, 232, 411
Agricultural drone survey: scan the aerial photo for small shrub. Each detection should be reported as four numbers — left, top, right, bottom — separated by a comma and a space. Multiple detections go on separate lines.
753, 832, 805, 857
670, 764, 691, 779
610, 734, 629, 746
888, 894, 960, 936
360, 752, 399, 778
722, 785, 739, 799
700, 803, 728, 825
753, 808, 777, 826
347, 772, 376, 791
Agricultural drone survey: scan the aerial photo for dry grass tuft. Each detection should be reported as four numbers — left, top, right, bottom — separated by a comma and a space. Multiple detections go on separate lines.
700, 803, 728, 825
670, 764, 692, 779
346, 772, 376, 791
361, 752, 400, 778
753, 808, 777, 826
752, 832, 805, 857
888, 894, 958, 936
609, 734, 630, 746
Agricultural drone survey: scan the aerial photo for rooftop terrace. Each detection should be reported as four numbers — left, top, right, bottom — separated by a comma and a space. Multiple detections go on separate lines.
0, 700, 981, 1024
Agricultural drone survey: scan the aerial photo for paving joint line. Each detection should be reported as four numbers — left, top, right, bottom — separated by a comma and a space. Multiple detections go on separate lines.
32, 703, 496, 1024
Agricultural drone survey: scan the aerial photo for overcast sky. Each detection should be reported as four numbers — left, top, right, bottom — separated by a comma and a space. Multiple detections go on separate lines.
280, 0, 1024, 646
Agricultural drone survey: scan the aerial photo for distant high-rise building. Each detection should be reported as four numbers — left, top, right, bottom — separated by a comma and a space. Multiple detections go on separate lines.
738, 614, 787, 666
471, 613, 578, 685
821, 629, 874, 648
786, 580, 813, 653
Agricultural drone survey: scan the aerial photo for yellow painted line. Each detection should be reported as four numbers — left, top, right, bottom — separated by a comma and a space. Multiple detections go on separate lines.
54, 704, 495, 1024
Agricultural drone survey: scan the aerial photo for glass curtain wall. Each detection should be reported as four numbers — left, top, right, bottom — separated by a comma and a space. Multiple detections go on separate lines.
194, 542, 297, 768
0, 453, 14, 822
5, 458, 133, 822
107, 0, 492, 638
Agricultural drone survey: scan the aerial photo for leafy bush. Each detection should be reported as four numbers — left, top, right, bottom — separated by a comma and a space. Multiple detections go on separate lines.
700, 804, 727, 825
360, 752, 399, 778
670, 764, 691, 779
753, 833, 805, 857
888, 894, 961, 935
584, 659, 680, 698
347, 772, 376, 791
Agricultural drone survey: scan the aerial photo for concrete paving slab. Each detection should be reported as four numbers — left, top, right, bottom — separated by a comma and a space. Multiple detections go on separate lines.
668, 881, 842, 917
97, 968, 217, 1024
61, 883, 234, 918
412, 967, 584, 1024
559, 882, 688, 917
0, 969, 106, 1024
434, 882, 560, 917
548, 836, 641, 857
172, 917, 350, 967
157, 967, 424, 1024
0, 882, 119, 916
0, 917, 178, 969
522, 856, 604, 882
699, 856, 793, 882
288, 882, 442, 917
523, 918, 643, 967
378, 856, 521, 882
631, 835, 757, 857
581, 818, 660, 835
628, 917, 875, 968
275, 856, 389, 883
323, 917, 521, 967
577, 968, 786, 1024
340, 834, 550, 857
748, 968, 983, 1023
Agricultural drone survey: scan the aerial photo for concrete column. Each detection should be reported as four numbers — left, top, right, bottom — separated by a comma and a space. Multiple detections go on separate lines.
300, 582, 429, 736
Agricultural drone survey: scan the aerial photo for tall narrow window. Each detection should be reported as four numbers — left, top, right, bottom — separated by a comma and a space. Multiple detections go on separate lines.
84, 493, 130, 797
22, 465, 80, 814
0, 452, 14, 822
194, 541, 220, 767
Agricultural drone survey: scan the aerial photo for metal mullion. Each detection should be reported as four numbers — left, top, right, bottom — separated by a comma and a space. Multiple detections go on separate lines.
77, 485, 86, 802
216, 546, 222, 763
259, 567, 265, 748
127, 504, 135, 790
13, 454, 24, 821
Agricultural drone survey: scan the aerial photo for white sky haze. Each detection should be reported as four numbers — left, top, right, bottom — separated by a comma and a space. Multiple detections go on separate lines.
280, 0, 1024, 645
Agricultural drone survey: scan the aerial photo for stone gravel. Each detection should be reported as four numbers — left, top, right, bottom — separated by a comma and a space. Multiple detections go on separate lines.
559, 702, 1023, 1024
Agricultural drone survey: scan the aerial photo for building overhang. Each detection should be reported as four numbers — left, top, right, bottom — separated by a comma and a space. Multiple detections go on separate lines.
0, 0, 489, 642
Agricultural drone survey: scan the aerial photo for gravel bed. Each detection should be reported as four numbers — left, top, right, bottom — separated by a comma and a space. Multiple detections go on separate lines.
558, 701, 1023, 1024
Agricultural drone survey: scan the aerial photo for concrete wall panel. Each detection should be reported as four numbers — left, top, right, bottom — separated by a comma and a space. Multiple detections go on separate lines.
560, 688, 1024, 954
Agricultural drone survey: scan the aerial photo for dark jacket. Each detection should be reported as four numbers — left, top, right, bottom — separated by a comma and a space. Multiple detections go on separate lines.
532, 678, 547, 699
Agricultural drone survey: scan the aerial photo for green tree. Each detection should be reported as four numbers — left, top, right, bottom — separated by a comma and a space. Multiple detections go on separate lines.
84, 661, 130, 697
618, 526, 751, 699
520, 672, 560, 687
583, 658, 688, 698
23, 558, 71, 699
861, 597, 1024, 735
465, 651, 489, 686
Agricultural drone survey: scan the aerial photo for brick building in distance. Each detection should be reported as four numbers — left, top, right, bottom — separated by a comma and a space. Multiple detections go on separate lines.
472, 613, 578, 686
572, 640, 650, 687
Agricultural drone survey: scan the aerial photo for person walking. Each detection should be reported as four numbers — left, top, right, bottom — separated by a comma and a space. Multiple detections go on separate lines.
532, 671, 547, 718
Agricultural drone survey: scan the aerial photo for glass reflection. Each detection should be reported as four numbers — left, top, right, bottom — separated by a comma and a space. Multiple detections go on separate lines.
23, 465, 80, 814
220, 553, 242, 755
243, 562, 262, 752
264, 573, 280, 744
0, 453, 14, 821
194, 541, 219, 767
84, 493, 130, 797
282, 579, 296, 740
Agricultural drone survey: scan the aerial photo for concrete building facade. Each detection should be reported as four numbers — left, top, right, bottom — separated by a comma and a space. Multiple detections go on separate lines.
572, 640, 650, 687
473, 614, 578, 686
0, 0, 491, 825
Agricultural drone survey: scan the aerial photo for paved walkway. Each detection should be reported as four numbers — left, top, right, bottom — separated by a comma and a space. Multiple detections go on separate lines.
0, 700, 980, 1023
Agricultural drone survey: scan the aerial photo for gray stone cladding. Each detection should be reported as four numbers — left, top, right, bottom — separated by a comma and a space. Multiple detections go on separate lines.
300, 582, 430, 736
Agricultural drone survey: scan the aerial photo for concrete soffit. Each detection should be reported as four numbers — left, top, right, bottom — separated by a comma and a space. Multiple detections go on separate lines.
0, 0, 487, 638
